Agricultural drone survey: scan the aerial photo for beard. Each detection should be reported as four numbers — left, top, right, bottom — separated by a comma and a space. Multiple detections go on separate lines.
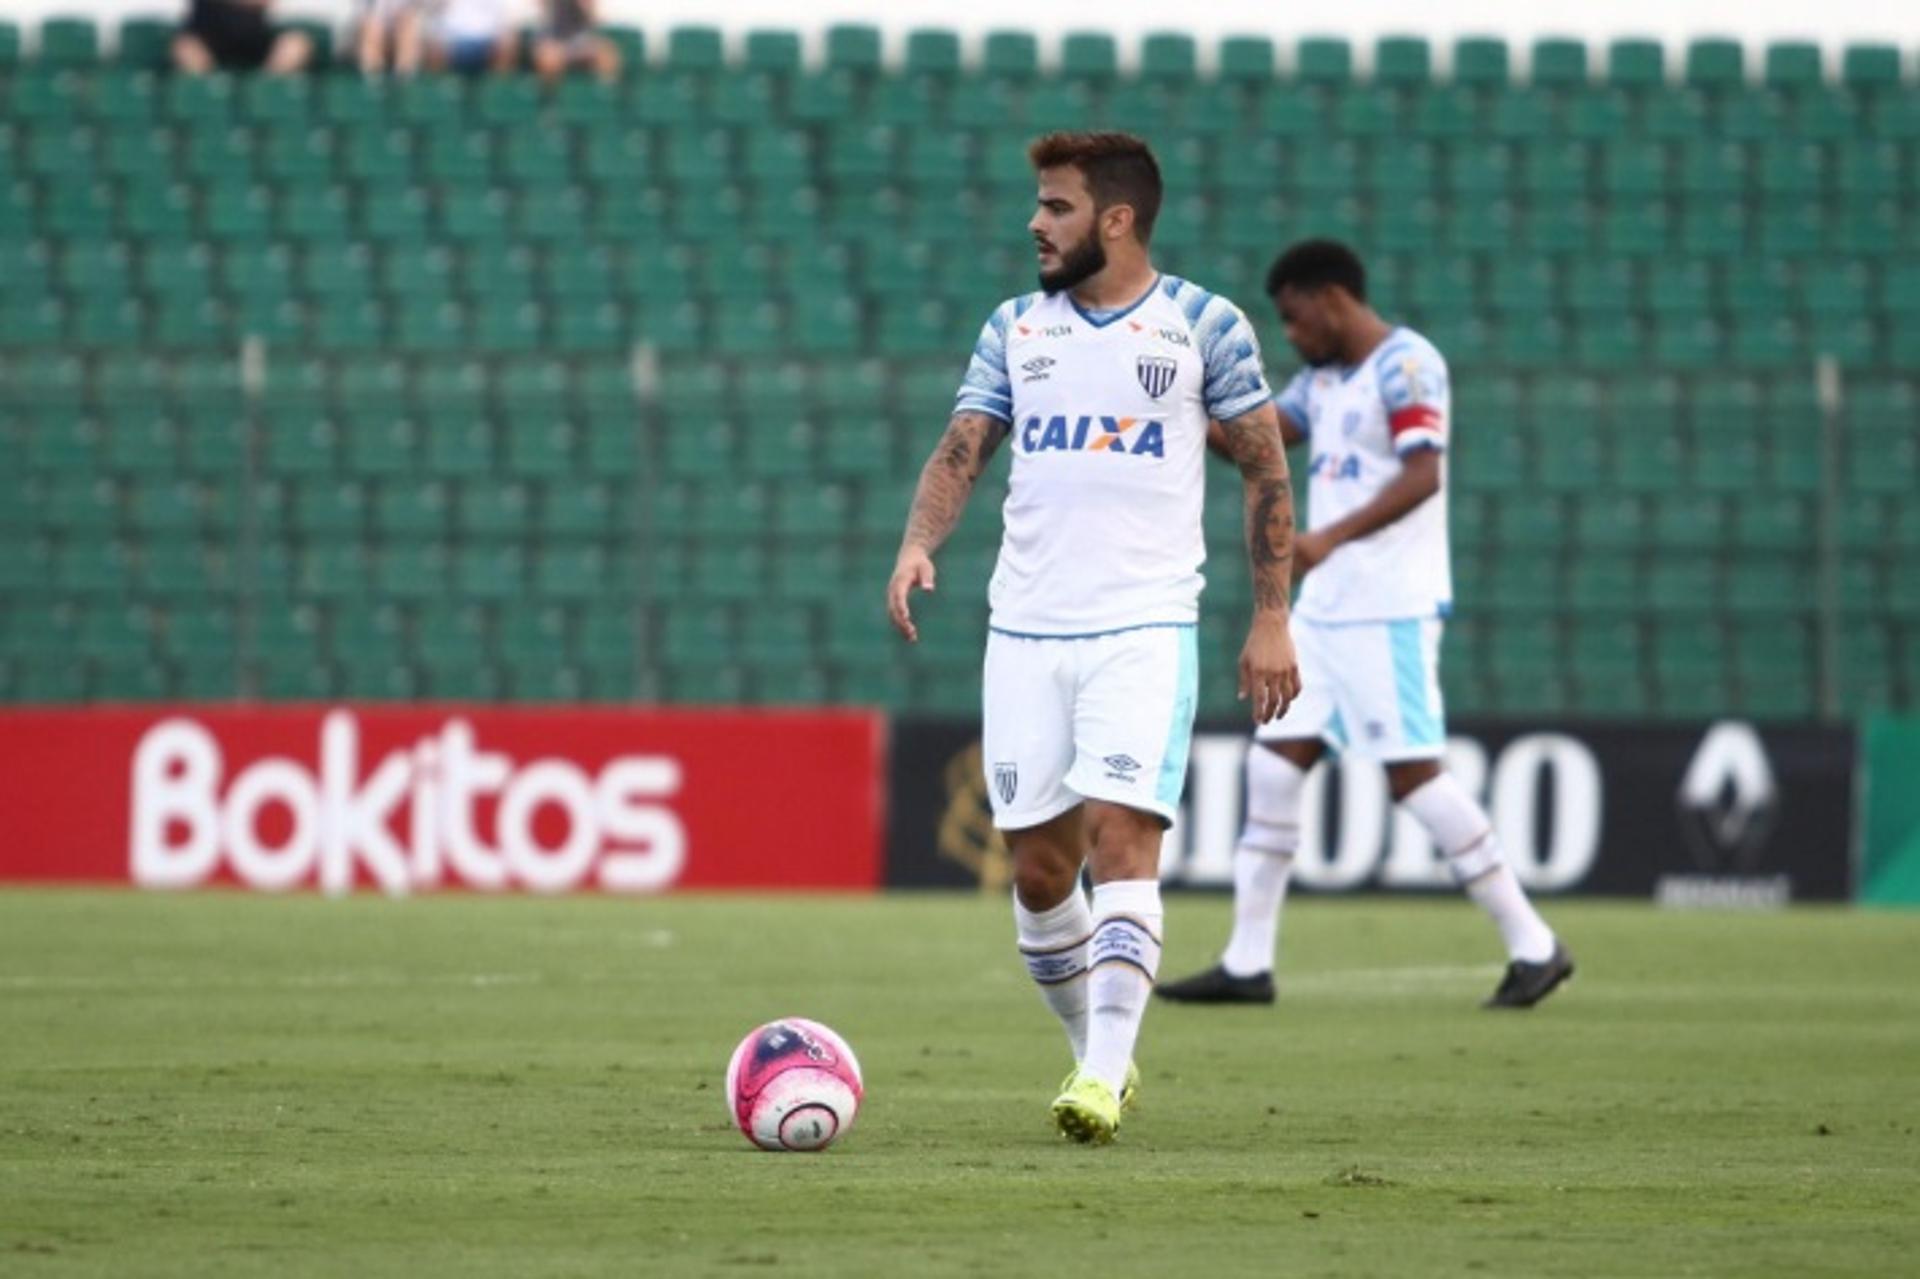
1037, 235, 1107, 294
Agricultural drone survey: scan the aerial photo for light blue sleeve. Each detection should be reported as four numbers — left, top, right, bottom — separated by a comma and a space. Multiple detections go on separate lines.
1170, 281, 1273, 422
952, 299, 1018, 424
1274, 370, 1312, 435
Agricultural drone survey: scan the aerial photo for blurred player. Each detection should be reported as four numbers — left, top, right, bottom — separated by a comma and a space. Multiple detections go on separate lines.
887, 132, 1301, 1143
1158, 240, 1574, 1011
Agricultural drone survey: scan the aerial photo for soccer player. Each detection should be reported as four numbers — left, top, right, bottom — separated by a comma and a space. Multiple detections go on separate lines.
1157, 240, 1575, 1011
886, 132, 1302, 1143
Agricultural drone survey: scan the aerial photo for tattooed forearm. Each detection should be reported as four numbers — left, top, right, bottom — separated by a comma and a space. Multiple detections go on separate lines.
1221, 405, 1295, 613
901, 412, 1008, 554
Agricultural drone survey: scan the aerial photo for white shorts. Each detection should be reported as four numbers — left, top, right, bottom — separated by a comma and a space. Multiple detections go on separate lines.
1255, 617, 1446, 762
981, 625, 1199, 830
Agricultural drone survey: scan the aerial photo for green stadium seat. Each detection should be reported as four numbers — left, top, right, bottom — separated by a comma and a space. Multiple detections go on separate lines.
6, 68, 82, 123
1334, 87, 1403, 137
1293, 36, 1350, 85
1138, 32, 1196, 82
1763, 42, 1823, 91
1374, 35, 1431, 85
864, 76, 938, 128
95, 73, 161, 127
1606, 38, 1665, 90
1841, 44, 1902, 92
549, 78, 620, 127
665, 25, 722, 73
1212, 35, 1271, 83
826, 24, 882, 73
1684, 38, 1745, 91
1479, 86, 1550, 140
1835, 142, 1901, 198
1406, 84, 1480, 140
39, 16, 101, 67
1529, 38, 1588, 89
388, 76, 463, 128
162, 72, 236, 127
1784, 87, 1855, 141
346, 131, 416, 186
241, 75, 312, 127
1452, 37, 1509, 87
476, 77, 539, 127
1559, 87, 1635, 139
983, 30, 1039, 80
368, 478, 448, 541
790, 72, 859, 124
903, 28, 959, 77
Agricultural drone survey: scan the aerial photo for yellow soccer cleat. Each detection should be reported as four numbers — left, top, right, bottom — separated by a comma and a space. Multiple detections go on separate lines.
1051, 1070, 1122, 1145
1060, 1061, 1140, 1114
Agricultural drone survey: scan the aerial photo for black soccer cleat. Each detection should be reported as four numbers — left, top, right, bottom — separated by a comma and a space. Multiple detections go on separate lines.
1154, 963, 1275, 1006
1483, 943, 1575, 1010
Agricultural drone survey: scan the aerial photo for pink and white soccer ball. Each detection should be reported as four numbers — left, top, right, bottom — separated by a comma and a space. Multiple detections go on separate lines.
725, 1018, 864, 1152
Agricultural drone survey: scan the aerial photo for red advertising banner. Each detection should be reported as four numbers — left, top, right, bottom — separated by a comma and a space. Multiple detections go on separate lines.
0, 706, 887, 893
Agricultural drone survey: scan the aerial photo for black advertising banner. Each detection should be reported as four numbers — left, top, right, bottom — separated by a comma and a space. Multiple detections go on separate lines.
887, 722, 1008, 890
886, 719, 1856, 902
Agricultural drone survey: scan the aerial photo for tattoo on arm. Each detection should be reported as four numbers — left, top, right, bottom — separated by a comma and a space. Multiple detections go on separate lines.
901, 412, 1009, 555
1221, 406, 1295, 612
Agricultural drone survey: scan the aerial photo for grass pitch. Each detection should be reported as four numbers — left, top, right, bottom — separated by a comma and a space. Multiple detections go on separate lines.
2, 891, 1917, 1277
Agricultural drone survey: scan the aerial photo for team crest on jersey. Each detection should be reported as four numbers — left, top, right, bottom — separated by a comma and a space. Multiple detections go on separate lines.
1136, 355, 1177, 399
993, 763, 1018, 806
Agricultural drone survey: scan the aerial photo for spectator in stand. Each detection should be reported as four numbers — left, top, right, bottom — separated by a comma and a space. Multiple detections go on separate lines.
357, 0, 427, 76
173, 0, 313, 74
427, 0, 520, 75
532, 0, 620, 86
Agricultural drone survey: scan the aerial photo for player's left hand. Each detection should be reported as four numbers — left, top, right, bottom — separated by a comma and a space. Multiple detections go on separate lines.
1293, 530, 1336, 584
1239, 613, 1301, 724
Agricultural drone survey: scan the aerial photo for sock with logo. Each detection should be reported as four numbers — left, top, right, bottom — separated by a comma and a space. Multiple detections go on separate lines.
1400, 773, 1556, 963
1015, 888, 1093, 1063
1221, 746, 1306, 978
1082, 879, 1164, 1096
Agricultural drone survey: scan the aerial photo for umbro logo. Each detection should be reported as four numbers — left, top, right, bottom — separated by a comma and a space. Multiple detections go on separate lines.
1020, 356, 1055, 383
1102, 754, 1143, 785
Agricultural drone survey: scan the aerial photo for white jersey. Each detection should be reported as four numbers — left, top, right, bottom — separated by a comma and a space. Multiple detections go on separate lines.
953, 276, 1273, 636
1276, 326, 1453, 624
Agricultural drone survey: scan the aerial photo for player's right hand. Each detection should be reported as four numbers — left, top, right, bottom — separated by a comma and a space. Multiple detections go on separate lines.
887, 547, 936, 643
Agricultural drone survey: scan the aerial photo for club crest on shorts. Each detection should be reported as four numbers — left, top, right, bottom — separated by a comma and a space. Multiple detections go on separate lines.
1136, 355, 1177, 399
992, 762, 1018, 807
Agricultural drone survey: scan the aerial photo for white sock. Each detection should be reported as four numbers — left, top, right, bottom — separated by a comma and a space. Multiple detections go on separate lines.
1083, 879, 1164, 1096
1223, 849, 1294, 977
1399, 773, 1557, 963
1015, 889, 1093, 1063
1220, 747, 1305, 978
